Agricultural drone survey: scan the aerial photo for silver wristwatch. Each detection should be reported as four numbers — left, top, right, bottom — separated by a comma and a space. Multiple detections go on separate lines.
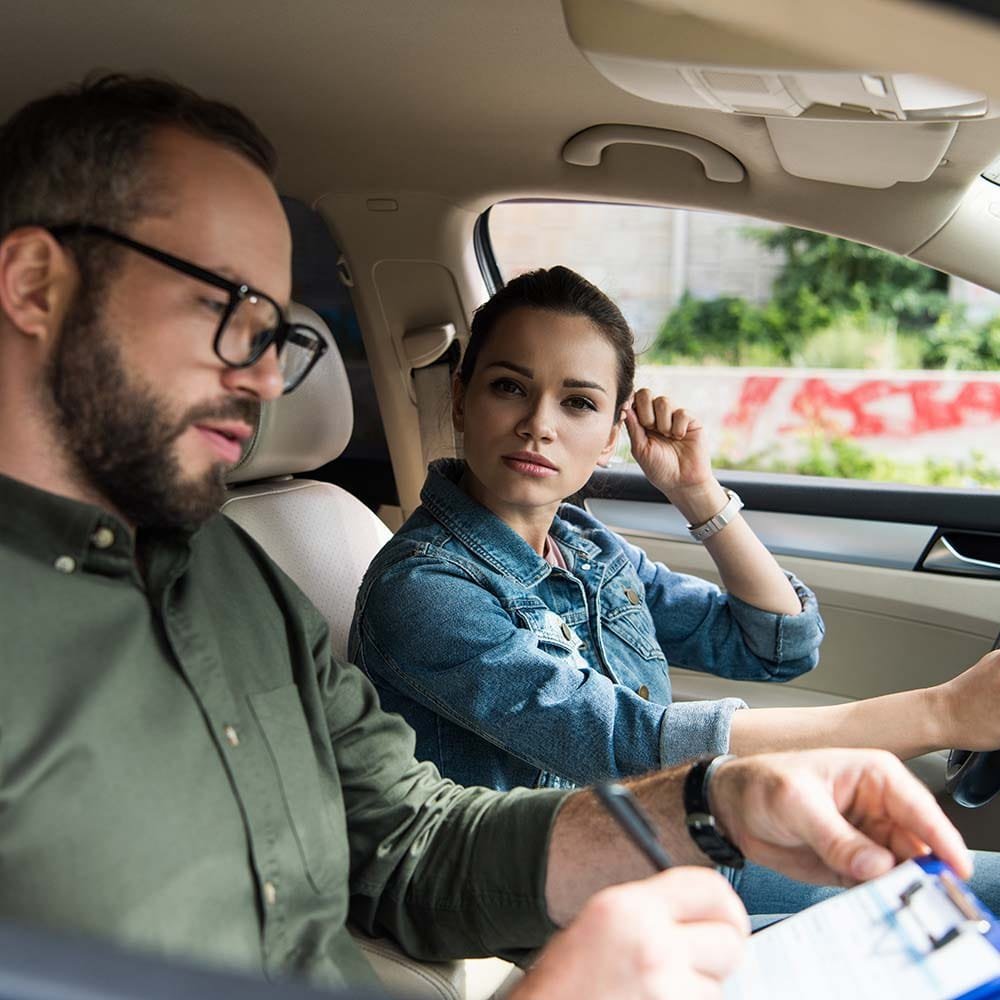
687, 488, 744, 542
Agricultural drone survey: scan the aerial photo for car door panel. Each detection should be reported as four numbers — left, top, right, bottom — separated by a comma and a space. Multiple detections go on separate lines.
583, 470, 1000, 848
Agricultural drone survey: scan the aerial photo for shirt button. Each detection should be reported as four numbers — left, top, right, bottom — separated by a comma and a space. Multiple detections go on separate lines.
91, 526, 115, 549
625, 588, 641, 605
223, 725, 240, 748
263, 880, 278, 906
54, 555, 77, 574
581, 563, 591, 571
560, 622, 573, 642
637, 684, 650, 700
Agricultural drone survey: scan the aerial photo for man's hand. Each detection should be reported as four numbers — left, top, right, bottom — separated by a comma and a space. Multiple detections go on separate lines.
513, 868, 749, 1000
711, 748, 972, 886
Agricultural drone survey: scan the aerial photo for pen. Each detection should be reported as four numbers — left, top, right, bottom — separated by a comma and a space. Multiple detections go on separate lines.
594, 782, 673, 872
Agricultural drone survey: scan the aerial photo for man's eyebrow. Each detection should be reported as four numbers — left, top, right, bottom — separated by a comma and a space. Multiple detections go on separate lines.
212, 270, 290, 309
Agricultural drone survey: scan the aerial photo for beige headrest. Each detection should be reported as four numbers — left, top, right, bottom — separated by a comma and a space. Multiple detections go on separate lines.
226, 303, 353, 484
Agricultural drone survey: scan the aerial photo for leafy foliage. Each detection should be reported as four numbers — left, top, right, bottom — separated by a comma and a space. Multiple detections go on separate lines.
650, 225, 1000, 371
713, 437, 1000, 489
745, 227, 948, 330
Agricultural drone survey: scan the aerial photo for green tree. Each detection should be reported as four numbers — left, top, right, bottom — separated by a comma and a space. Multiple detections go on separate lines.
744, 226, 950, 331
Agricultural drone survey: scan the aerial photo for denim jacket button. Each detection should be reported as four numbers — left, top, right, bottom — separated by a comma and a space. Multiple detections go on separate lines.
625, 588, 640, 605
637, 684, 650, 699
581, 562, 591, 571
560, 622, 573, 642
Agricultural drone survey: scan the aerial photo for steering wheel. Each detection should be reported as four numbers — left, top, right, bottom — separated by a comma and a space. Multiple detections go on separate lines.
945, 630, 1000, 809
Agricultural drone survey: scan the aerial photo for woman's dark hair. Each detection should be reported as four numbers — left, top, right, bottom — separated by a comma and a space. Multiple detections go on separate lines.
459, 266, 636, 413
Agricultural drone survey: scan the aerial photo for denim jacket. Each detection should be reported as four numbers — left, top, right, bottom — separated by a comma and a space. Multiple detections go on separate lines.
349, 460, 824, 791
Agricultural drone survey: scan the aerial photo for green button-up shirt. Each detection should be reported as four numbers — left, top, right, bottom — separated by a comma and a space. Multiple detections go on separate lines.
0, 473, 566, 989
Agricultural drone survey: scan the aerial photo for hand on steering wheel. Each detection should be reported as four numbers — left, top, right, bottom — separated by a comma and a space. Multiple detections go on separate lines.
945, 632, 1000, 809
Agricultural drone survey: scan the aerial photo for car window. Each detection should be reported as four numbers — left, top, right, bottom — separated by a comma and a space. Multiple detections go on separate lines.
282, 197, 395, 508
487, 202, 1000, 491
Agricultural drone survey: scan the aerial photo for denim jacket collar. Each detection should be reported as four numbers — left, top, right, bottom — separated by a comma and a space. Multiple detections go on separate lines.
420, 460, 602, 586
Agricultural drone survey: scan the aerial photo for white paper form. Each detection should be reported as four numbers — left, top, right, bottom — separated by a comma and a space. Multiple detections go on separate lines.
724, 860, 1000, 1000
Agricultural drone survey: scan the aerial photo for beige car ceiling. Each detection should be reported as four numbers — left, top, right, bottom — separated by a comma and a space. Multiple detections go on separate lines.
2, 0, 1000, 259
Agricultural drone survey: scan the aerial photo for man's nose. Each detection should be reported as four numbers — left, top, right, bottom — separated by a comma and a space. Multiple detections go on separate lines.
223, 344, 284, 401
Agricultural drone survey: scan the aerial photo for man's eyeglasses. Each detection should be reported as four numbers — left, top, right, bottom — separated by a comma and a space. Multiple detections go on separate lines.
48, 223, 328, 395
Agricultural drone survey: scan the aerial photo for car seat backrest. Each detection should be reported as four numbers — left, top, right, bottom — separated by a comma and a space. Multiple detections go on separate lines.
221, 304, 519, 1000
223, 303, 391, 660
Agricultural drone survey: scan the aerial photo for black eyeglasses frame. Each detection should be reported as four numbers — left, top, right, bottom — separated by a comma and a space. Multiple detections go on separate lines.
47, 223, 328, 394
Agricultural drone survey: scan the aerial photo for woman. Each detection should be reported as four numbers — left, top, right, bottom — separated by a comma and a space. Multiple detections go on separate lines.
349, 266, 1000, 915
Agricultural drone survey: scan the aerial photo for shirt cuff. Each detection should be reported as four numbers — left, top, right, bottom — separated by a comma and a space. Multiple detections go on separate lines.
658, 697, 746, 766
725, 572, 824, 667
458, 787, 571, 959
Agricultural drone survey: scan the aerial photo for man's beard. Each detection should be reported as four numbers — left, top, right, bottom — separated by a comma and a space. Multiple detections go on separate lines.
44, 288, 260, 530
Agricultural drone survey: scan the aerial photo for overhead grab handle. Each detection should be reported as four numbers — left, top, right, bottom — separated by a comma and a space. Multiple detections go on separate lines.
562, 125, 746, 183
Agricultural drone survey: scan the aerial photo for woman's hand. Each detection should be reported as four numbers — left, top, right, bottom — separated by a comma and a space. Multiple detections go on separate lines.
935, 649, 1000, 751
624, 387, 714, 498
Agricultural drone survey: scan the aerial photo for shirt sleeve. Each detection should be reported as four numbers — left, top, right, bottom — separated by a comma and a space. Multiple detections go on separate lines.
618, 530, 824, 681
313, 622, 566, 962
352, 554, 740, 782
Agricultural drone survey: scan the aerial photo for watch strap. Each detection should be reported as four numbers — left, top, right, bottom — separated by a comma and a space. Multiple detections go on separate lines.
684, 755, 745, 869
687, 488, 743, 542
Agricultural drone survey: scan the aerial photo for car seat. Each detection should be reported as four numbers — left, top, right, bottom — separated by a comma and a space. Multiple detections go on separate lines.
223, 304, 520, 1000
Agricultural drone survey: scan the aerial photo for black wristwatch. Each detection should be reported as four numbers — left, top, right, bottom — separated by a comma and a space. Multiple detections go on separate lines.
684, 755, 745, 869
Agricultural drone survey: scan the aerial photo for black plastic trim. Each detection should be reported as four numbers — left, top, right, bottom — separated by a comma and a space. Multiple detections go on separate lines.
473, 207, 504, 294
926, 0, 1000, 22
581, 466, 1000, 534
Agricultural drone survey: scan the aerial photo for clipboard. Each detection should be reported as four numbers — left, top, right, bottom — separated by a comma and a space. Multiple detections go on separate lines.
913, 856, 1000, 1000
724, 856, 1000, 1000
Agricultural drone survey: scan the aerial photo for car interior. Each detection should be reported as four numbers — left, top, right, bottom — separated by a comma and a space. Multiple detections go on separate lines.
5, 0, 1000, 997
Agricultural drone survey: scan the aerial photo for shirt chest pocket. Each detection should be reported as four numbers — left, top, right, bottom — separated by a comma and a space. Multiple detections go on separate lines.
248, 685, 344, 894
514, 607, 586, 659
602, 590, 666, 663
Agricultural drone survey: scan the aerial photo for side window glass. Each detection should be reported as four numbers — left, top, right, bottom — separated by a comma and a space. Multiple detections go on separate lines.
488, 202, 1000, 491
282, 197, 395, 508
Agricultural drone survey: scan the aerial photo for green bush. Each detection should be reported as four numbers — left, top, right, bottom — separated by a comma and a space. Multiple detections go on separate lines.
652, 293, 796, 365
921, 311, 1000, 371
712, 436, 1000, 488
652, 225, 1000, 371
744, 227, 949, 330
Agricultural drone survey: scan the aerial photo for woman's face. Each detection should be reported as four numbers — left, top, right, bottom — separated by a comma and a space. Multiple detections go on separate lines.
455, 306, 621, 516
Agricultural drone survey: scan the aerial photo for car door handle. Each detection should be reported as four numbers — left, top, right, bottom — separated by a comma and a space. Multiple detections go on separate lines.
921, 533, 1000, 579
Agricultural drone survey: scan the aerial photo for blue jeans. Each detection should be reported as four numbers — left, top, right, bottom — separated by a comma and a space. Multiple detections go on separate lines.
727, 849, 1000, 929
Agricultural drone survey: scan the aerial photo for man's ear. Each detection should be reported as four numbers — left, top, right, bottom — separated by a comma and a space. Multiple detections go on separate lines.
596, 414, 622, 469
0, 228, 76, 344
451, 374, 466, 432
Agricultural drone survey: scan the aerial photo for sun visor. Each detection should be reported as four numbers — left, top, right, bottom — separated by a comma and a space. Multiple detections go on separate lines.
563, 0, 992, 124
765, 118, 958, 189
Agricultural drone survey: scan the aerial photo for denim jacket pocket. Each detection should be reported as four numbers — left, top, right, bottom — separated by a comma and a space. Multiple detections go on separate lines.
248, 685, 342, 894
514, 607, 585, 657
603, 600, 666, 662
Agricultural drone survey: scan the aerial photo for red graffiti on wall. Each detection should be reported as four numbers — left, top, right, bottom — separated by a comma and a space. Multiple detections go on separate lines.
725, 375, 1000, 438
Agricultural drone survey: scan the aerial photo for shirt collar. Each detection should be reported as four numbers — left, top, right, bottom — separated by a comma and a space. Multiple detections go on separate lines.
0, 472, 193, 582
420, 459, 600, 584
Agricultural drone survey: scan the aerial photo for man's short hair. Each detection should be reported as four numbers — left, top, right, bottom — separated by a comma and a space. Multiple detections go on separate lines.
0, 73, 277, 240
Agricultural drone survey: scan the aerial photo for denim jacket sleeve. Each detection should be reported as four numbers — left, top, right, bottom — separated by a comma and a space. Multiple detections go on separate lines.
617, 531, 824, 681
352, 553, 743, 781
